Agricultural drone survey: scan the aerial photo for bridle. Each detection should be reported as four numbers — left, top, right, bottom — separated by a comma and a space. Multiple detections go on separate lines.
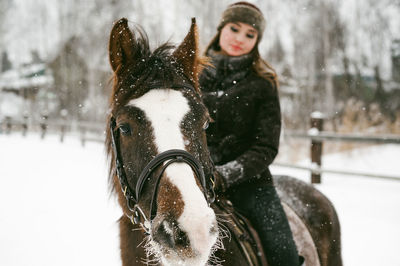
109, 84, 216, 233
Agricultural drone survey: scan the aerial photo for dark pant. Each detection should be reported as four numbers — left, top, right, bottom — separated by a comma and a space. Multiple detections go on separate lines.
226, 182, 299, 266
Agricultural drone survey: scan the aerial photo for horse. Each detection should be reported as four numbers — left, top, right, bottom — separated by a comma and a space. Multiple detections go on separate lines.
106, 18, 342, 266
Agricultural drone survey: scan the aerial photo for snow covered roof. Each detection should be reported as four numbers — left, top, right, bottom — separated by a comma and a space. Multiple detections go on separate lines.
0, 63, 53, 90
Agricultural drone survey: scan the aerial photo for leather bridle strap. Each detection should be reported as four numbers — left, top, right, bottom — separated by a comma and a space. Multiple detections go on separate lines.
110, 117, 215, 229
136, 149, 207, 201
143, 149, 212, 221
109, 117, 137, 204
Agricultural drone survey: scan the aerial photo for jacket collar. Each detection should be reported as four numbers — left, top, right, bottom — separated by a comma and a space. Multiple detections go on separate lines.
207, 49, 254, 76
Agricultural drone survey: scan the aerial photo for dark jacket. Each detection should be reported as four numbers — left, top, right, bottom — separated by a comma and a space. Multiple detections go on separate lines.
199, 50, 281, 188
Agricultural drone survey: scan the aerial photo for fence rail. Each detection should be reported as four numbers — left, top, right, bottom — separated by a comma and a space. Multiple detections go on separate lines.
273, 162, 400, 182
2, 115, 400, 183
279, 115, 400, 183
285, 131, 400, 144
0, 117, 105, 145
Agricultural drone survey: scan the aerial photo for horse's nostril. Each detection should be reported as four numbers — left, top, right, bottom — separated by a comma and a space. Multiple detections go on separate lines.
154, 221, 175, 248
153, 220, 190, 249
174, 224, 190, 248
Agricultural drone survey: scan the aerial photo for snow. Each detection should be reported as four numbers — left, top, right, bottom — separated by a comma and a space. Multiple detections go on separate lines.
0, 74, 53, 90
310, 111, 324, 120
0, 134, 122, 266
0, 93, 25, 119
271, 144, 400, 266
1, 133, 400, 266
307, 127, 319, 136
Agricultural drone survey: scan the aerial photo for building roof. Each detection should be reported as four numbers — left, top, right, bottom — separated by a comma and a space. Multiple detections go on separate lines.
0, 63, 53, 90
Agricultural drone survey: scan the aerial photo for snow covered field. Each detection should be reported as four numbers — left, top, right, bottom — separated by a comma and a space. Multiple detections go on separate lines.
0, 133, 399, 266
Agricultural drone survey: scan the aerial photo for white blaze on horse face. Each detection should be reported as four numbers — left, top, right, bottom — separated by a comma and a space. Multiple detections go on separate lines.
127, 89, 217, 263
128, 89, 190, 152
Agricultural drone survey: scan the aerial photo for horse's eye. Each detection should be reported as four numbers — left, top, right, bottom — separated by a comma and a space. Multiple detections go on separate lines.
203, 120, 210, 130
119, 123, 132, 136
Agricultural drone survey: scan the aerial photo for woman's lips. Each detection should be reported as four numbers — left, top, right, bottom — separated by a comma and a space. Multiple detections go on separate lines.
231, 44, 242, 51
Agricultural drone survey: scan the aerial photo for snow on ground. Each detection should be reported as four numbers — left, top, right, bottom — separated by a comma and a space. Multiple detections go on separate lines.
0, 134, 122, 266
0, 133, 399, 266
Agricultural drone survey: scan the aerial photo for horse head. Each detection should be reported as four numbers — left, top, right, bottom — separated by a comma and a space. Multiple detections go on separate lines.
107, 18, 219, 265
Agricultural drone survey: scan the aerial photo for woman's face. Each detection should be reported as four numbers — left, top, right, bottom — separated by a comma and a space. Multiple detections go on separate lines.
219, 22, 258, 56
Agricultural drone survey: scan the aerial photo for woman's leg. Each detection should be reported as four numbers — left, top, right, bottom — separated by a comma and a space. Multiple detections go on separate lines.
227, 183, 299, 266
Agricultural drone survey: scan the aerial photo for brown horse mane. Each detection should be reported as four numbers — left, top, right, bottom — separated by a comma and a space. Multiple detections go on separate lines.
109, 21, 207, 108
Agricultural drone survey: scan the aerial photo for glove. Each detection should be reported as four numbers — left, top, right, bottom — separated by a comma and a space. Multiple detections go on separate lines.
215, 161, 244, 190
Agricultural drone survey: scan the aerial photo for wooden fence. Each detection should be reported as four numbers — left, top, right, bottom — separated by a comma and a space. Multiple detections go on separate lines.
1, 115, 400, 183
0, 116, 105, 146
276, 115, 400, 183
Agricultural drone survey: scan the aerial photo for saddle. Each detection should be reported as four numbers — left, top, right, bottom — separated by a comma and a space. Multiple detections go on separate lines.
214, 197, 314, 266
214, 196, 268, 266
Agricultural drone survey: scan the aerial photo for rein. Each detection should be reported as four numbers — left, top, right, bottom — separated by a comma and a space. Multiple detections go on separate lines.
109, 84, 215, 232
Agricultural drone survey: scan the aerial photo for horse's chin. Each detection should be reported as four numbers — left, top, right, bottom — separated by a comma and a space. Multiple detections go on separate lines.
149, 235, 218, 266
160, 251, 212, 266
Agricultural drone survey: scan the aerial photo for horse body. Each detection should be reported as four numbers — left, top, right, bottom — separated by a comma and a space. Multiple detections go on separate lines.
275, 176, 342, 266
106, 18, 342, 266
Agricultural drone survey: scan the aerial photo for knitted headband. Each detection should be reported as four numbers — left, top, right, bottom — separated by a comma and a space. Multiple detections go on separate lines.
217, 2, 266, 38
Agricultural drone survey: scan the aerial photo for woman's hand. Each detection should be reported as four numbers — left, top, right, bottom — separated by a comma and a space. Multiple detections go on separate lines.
215, 161, 244, 189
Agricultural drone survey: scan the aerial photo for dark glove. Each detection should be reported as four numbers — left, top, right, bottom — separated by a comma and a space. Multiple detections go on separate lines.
215, 161, 244, 190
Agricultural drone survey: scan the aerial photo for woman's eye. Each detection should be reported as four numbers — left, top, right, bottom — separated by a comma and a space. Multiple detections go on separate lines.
119, 124, 132, 136
246, 33, 255, 39
230, 26, 239, 33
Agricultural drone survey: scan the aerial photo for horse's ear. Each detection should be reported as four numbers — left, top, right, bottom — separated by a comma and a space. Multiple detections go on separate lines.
109, 18, 136, 73
172, 18, 200, 85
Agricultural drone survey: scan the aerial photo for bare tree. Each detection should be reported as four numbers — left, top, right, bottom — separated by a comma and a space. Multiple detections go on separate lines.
0, 0, 12, 72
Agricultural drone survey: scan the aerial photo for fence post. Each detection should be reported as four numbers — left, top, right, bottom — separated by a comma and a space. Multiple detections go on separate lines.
60, 109, 68, 142
22, 113, 29, 137
80, 124, 86, 147
310, 112, 324, 184
40, 113, 48, 139
5, 116, 12, 134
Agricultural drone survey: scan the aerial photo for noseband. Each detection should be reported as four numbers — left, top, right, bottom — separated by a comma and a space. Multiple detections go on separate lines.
110, 115, 215, 233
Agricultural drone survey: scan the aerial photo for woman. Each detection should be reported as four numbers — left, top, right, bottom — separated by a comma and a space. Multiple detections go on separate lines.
199, 2, 301, 265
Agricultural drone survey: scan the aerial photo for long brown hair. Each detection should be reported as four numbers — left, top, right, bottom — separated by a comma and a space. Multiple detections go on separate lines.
204, 30, 278, 90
